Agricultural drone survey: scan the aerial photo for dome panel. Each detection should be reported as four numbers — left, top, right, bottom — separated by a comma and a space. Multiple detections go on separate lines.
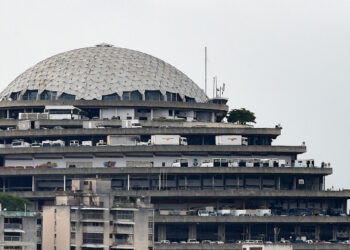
0, 45, 208, 102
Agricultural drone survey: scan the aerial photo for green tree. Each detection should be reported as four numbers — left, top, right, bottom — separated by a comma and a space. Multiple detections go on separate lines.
0, 194, 30, 211
227, 108, 256, 125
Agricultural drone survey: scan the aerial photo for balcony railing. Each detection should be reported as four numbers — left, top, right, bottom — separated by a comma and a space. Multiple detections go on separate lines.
1, 211, 40, 217
115, 239, 133, 245
4, 223, 22, 229
82, 214, 104, 220
83, 238, 103, 244
4, 236, 21, 241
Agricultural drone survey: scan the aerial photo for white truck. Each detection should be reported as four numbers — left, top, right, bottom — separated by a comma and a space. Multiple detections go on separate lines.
148, 135, 187, 146
52, 140, 65, 147
70, 140, 80, 147
255, 209, 271, 216
42, 140, 52, 147
215, 135, 248, 146
81, 140, 92, 146
171, 159, 189, 167
107, 135, 139, 146
122, 119, 142, 128
11, 140, 30, 148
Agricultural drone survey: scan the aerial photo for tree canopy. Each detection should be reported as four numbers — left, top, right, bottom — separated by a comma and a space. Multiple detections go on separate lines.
0, 193, 30, 211
227, 108, 256, 125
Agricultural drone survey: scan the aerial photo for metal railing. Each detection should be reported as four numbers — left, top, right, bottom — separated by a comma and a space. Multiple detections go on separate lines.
4, 236, 21, 241
82, 213, 104, 220
4, 223, 22, 229
1, 211, 40, 217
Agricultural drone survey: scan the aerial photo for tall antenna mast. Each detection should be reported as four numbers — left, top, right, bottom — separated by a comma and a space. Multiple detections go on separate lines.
205, 47, 207, 95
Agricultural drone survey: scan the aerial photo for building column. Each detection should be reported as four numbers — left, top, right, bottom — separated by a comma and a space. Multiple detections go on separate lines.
277, 176, 281, 190
188, 224, 197, 240
63, 175, 66, 192
294, 225, 301, 236
259, 176, 262, 190
150, 109, 154, 121
293, 177, 297, 190
6, 109, 9, 119
158, 224, 166, 241
218, 224, 225, 241
315, 225, 320, 241
332, 225, 338, 241
32, 176, 35, 192
127, 174, 130, 191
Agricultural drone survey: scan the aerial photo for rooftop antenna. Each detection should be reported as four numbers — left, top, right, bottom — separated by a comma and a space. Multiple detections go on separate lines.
205, 47, 207, 95
212, 76, 217, 98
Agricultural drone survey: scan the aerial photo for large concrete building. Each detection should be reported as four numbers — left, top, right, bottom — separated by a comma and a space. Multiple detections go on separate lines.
0, 43, 349, 250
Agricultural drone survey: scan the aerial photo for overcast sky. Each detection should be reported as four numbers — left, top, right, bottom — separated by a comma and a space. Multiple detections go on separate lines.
0, 0, 349, 188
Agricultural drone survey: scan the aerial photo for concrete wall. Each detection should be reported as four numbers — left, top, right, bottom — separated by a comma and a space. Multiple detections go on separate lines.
42, 207, 55, 250
55, 206, 70, 250
134, 209, 151, 250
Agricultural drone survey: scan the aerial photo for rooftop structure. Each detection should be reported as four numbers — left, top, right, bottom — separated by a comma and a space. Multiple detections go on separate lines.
0, 44, 348, 250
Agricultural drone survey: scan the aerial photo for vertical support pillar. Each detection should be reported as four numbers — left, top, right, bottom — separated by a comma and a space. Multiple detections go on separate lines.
259, 176, 262, 190
237, 176, 240, 189
184, 176, 187, 190
188, 224, 197, 240
63, 175, 66, 192
315, 225, 320, 241
159, 174, 161, 190
211, 112, 215, 122
332, 225, 338, 241
150, 109, 154, 121
218, 224, 225, 241
127, 174, 130, 191
32, 176, 35, 192
277, 176, 281, 190
248, 224, 251, 240
294, 224, 301, 236
6, 109, 9, 119
293, 177, 297, 190
158, 224, 166, 241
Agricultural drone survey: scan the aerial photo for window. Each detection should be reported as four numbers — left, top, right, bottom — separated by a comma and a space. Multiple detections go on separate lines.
83, 233, 103, 244
123, 91, 142, 101
115, 210, 134, 220
40, 90, 57, 100
185, 96, 195, 103
22, 90, 38, 100
102, 93, 120, 101
59, 93, 75, 100
166, 92, 182, 102
145, 90, 164, 101
131, 90, 142, 101
10, 92, 19, 100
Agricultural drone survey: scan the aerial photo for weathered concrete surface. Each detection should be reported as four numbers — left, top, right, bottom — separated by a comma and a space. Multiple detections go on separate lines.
0, 100, 228, 111
0, 145, 306, 155
7, 189, 350, 199
154, 244, 350, 250
0, 166, 332, 176
155, 215, 350, 224
0, 127, 281, 138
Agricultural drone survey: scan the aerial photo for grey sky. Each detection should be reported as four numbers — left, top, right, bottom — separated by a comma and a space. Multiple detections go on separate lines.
0, 0, 349, 188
